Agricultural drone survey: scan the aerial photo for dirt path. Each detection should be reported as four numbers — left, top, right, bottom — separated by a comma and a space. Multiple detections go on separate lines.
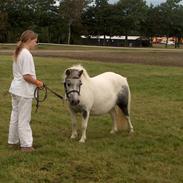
1, 49, 183, 67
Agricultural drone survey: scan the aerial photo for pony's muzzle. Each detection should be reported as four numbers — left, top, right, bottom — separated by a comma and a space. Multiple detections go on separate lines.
67, 90, 80, 106
70, 99, 80, 106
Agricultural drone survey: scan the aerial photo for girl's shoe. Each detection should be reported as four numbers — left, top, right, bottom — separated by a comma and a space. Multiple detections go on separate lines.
21, 147, 35, 152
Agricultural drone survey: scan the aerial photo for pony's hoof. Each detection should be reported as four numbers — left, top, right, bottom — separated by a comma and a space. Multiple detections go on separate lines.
110, 129, 118, 134
129, 129, 134, 135
70, 133, 78, 139
79, 138, 86, 143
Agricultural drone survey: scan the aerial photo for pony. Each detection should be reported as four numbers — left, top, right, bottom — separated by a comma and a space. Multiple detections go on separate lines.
63, 65, 134, 143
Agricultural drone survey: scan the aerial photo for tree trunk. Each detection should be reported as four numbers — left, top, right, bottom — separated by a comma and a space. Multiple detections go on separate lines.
175, 37, 178, 48
175, 36, 181, 48
178, 37, 181, 48
150, 36, 153, 47
67, 19, 73, 44
103, 34, 106, 46
165, 36, 168, 48
125, 34, 128, 47
68, 23, 71, 44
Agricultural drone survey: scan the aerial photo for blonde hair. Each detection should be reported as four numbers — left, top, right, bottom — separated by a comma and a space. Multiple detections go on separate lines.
14, 30, 38, 60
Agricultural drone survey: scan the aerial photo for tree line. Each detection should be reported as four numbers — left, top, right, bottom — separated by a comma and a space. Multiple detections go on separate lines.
0, 0, 183, 47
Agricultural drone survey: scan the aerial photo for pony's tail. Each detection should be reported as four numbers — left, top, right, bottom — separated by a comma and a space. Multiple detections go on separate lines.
115, 105, 129, 131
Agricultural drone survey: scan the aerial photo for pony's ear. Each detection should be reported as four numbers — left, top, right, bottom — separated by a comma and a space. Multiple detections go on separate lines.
65, 69, 71, 76
79, 70, 83, 77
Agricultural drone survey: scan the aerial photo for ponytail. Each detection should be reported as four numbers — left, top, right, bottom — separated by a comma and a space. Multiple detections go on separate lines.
13, 30, 38, 61
14, 41, 24, 60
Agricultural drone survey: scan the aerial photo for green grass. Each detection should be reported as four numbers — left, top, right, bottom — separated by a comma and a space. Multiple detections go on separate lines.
1, 55, 183, 183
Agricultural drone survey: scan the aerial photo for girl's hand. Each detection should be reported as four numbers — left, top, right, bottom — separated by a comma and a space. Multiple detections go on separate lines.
35, 80, 44, 88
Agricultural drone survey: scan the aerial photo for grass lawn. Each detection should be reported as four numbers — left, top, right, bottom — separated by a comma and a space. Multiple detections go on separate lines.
0, 55, 183, 183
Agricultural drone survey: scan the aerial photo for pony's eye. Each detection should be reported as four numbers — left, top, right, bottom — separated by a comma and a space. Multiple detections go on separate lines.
78, 82, 82, 86
67, 83, 71, 87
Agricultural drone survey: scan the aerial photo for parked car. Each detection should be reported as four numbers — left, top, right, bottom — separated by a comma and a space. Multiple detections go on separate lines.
160, 40, 175, 45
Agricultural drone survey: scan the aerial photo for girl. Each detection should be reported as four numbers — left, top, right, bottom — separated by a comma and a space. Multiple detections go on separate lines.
8, 30, 43, 152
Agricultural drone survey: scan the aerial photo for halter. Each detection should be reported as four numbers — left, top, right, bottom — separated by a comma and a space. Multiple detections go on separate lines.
64, 78, 82, 98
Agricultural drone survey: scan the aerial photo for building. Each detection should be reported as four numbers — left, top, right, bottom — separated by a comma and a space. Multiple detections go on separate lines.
80, 35, 150, 47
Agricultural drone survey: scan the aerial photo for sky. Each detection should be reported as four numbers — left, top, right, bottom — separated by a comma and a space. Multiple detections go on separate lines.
108, 0, 182, 6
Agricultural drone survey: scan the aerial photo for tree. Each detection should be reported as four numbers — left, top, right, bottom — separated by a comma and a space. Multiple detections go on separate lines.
94, 0, 111, 45
172, 4, 183, 47
140, 5, 161, 47
117, 0, 148, 46
59, 0, 91, 44
157, 0, 183, 47
82, 0, 118, 45
0, 0, 183, 47
33, 0, 59, 43
0, 0, 60, 43
0, 3, 8, 42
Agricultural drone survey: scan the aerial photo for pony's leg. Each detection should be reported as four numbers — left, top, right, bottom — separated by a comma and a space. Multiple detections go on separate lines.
110, 108, 118, 134
70, 110, 78, 139
79, 110, 90, 143
125, 115, 134, 134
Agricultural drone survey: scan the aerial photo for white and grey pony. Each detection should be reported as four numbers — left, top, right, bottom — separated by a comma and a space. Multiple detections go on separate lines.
63, 65, 134, 143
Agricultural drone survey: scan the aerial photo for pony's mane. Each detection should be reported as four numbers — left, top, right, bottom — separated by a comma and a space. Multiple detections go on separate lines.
66, 64, 90, 80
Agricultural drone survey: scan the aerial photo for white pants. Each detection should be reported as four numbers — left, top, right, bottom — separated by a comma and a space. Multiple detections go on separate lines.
8, 94, 33, 147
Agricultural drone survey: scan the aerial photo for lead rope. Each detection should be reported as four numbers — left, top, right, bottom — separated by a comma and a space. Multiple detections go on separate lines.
34, 84, 64, 112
